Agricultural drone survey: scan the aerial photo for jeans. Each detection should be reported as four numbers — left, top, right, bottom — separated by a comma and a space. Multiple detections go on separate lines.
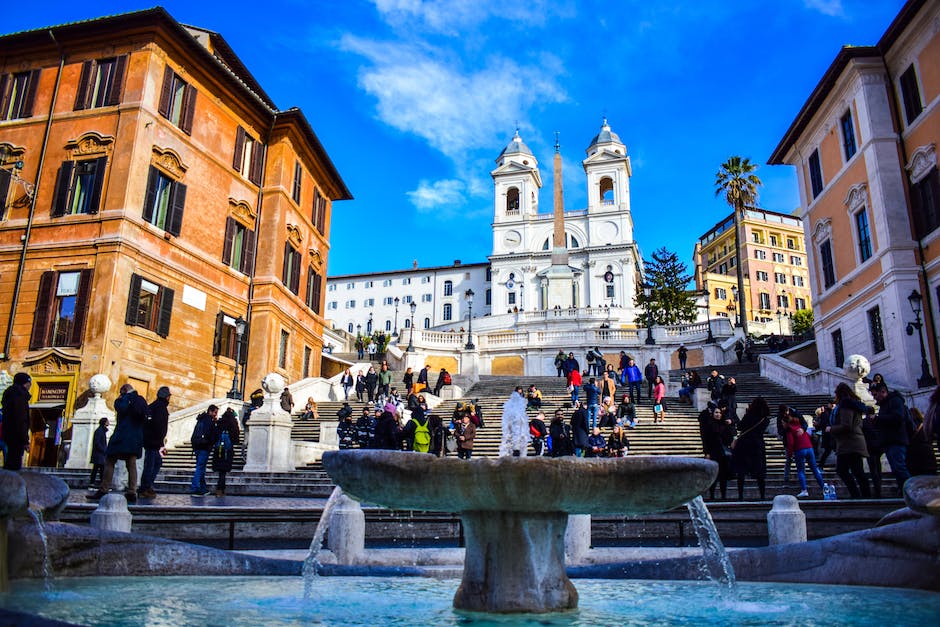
588, 404, 599, 429
89, 463, 104, 486
2, 443, 24, 471
794, 447, 825, 492
627, 382, 641, 402
190, 449, 210, 493
884, 444, 911, 491
679, 356, 687, 370
343, 385, 351, 400
836, 452, 870, 498
570, 388, 579, 404
140, 447, 163, 491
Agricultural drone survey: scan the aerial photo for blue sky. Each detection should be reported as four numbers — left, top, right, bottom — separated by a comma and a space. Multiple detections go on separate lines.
8, 1, 907, 276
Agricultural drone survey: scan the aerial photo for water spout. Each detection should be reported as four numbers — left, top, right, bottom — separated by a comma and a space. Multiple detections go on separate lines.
26, 508, 52, 591
302, 486, 344, 598
686, 496, 736, 594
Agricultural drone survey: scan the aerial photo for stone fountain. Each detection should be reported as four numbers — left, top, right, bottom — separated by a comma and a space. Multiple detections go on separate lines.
322, 451, 717, 613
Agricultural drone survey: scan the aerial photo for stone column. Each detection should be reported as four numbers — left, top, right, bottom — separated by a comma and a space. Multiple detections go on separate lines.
767, 494, 806, 545
242, 373, 295, 473
320, 420, 339, 447
564, 514, 591, 564
90, 493, 132, 533
65, 375, 114, 470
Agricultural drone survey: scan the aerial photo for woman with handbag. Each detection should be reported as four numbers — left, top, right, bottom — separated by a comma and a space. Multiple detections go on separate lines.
730, 397, 770, 500
700, 405, 736, 500
827, 383, 871, 498
652, 375, 667, 424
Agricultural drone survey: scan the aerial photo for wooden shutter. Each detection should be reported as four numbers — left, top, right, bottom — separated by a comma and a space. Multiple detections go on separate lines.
290, 250, 301, 294
282, 241, 291, 285
67, 269, 93, 347
141, 167, 157, 223
212, 311, 224, 356
156, 286, 174, 338
312, 273, 322, 314
232, 126, 246, 171
0, 75, 8, 116
29, 271, 56, 349
242, 228, 256, 275
305, 267, 314, 308
87, 156, 107, 214
248, 141, 264, 185
157, 66, 173, 118
105, 56, 126, 106
167, 181, 186, 236
292, 162, 302, 203
180, 83, 196, 135
221, 217, 235, 266
73, 60, 92, 110
21, 69, 41, 117
125, 273, 143, 326
312, 189, 320, 227
51, 161, 74, 217
0, 169, 11, 218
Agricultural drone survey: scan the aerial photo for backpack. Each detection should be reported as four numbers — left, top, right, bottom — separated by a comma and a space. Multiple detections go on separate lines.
412, 417, 430, 452
443, 372, 452, 385
191, 417, 212, 449
215, 430, 234, 464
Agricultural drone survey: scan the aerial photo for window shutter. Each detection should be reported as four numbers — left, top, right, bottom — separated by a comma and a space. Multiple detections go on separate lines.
291, 250, 301, 294
0, 169, 11, 218
233, 126, 246, 171
51, 161, 74, 217
0, 75, 8, 115
141, 167, 157, 223
312, 189, 320, 227
125, 273, 143, 326
68, 269, 94, 347
105, 55, 126, 106
221, 217, 235, 266
292, 162, 302, 203
156, 286, 174, 338
305, 267, 314, 308
157, 66, 173, 118
87, 156, 107, 214
167, 181, 186, 237
180, 83, 196, 135
242, 227, 256, 275
29, 271, 56, 349
249, 141, 264, 185
21, 69, 41, 117
282, 241, 291, 285
73, 60, 92, 110
238, 323, 249, 365
312, 273, 322, 314
212, 310, 224, 356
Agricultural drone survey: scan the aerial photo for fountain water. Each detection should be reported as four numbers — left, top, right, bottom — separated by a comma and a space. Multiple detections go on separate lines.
25, 509, 52, 592
301, 485, 345, 598
686, 495, 736, 593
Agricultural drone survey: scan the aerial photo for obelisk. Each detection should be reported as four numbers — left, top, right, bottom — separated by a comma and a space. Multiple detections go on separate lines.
546, 133, 575, 308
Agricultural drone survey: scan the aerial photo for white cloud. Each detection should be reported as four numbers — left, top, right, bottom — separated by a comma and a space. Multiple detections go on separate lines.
407, 178, 467, 211
803, 0, 844, 17
370, 0, 565, 34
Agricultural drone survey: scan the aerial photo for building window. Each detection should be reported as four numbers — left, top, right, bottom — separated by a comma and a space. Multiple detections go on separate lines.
718, 263, 728, 275
840, 110, 857, 161
423, 317, 431, 329
422, 294, 432, 302
775, 272, 787, 284
787, 238, 798, 250
402, 277, 411, 285
485, 267, 492, 281
346, 300, 356, 309
222, 217, 256, 274
754, 249, 766, 260
772, 252, 785, 263
795, 297, 807, 310
125, 273, 173, 337
790, 256, 802, 266
282, 242, 301, 295
303, 346, 311, 379
404, 319, 411, 329
346, 282, 355, 289
422, 276, 431, 284
364, 298, 374, 307
51, 157, 107, 216
305, 268, 322, 314
278, 330, 289, 369
383, 279, 392, 287
808, 150, 823, 198
911, 167, 940, 239
443, 280, 453, 296
759, 292, 771, 310
508, 292, 516, 305
755, 271, 769, 282
855, 209, 872, 262
820, 240, 836, 289
832, 329, 844, 368
157, 66, 196, 134
403, 295, 413, 303
383, 297, 393, 305
606, 283, 615, 298
364, 281, 373, 288
443, 303, 452, 321
899, 64, 924, 125
0, 69, 41, 120
385, 320, 391, 331
715, 287, 727, 300
212, 312, 246, 362
867, 306, 885, 354
233, 127, 263, 185
328, 284, 337, 292
328, 301, 337, 310
142, 166, 186, 236
347, 322, 354, 333
792, 275, 805, 287
292, 162, 302, 204
29, 269, 93, 349
485, 288, 491, 305
777, 295, 790, 309
74, 56, 126, 111
769, 234, 779, 247
312, 188, 326, 233
506, 187, 520, 213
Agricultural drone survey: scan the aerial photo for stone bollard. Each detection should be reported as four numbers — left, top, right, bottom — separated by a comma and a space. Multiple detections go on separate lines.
564, 514, 591, 564
767, 494, 806, 545
90, 493, 132, 533
325, 493, 365, 564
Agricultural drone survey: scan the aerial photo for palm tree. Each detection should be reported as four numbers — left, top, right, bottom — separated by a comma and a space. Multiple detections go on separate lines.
715, 156, 762, 336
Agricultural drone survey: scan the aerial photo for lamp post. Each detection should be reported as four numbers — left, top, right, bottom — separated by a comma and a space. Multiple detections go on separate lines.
703, 284, 715, 344
356, 324, 361, 338
643, 283, 655, 345
407, 301, 417, 352
731, 285, 740, 327
227, 315, 247, 399
367, 312, 373, 335
776, 309, 783, 335
906, 289, 936, 388
464, 289, 475, 350
392, 297, 400, 338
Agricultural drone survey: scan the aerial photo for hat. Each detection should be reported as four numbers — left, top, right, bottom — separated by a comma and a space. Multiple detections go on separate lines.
13, 372, 31, 386
157, 386, 171, 399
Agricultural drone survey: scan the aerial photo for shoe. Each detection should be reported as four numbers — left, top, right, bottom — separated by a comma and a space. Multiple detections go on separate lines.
125, 491, 138, 504
190, 489, 209, 497
214, 490, 225, 497
797, 490, 809, 498
86, 490, 108, 501
139, 488, 157, 499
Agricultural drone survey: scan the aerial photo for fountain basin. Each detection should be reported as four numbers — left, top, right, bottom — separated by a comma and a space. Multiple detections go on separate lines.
322, 451, 717, 613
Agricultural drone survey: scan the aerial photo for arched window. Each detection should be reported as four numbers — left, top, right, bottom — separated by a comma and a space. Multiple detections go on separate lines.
347, 322, 353, 333
423, 317, 431, 329
443, 280, 453, 296
600, 177, 614, 205
443, 303, 453, 321
506, 187, 520, 213
542, 233, 581, 249
404, 318, 411, 329
385, 320, 391, 331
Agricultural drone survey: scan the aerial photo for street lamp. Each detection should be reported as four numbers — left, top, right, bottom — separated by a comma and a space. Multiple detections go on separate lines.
356, 324, 361, 338
464, 289, 475, 350
703, 284, 715, 344
392, 297, 400, 338
407, 301, 417, 352
906, 289, 936, 388
642, 283, 655, 345
776, 309, 783, 335
227, 315, 247, 399
367, 312, 373, 334
730, 285, 740, 327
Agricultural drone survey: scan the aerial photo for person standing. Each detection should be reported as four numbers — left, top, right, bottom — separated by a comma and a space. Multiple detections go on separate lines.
567, 367, 582, 404
706, 369, 725, 402
433, 368, 450, 396
677, 345, 688, 371
88, 418, 109, 488
340, 368, 354, 401
212, 407, 240, 496
89, 383, 149, 503
402, 406, 432, 453
570, 403, 590, 457
355, 370, 367, 402
499, 387, 530, 457
402, 367, 414, 394
549, 410, 573, 457
563, 353, 580, 378
731, 397, 770, 501
721, 377, 738, 424
600, 371, 616, 407
377, 364, 393, 399
372, 410, 402, 450
734, 339, 745, 363
416, 365, 430, 394
554, 350, 567, 377
870, 383, 912, 494
652, 375, 667, 424
456, 413, 476, 460
700, 405, 735, 500
644, 359, 659, 400
139, 386, 171, 499
828, 383, 871, 499
529, 412, 548, 456
1, 372, 31, 471
786, 414, 825, 498
355, 336, 365, 360
625, 359, 642, 402
280, 387, 294, 415
188, 404, 218, 497
364, 366, 378, 402
583, 378, 601, 430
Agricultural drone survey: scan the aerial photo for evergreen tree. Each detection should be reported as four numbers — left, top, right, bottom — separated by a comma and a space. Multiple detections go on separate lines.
635, 247, 698, 326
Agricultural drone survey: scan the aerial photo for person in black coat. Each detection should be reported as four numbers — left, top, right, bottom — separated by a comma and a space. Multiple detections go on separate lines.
1, 372, 31, 471
372, 410, 402, 450
731, 397, 770, 500
570, 404, 590, 457
90, 383, 149, 502
88, 418, 109, 488
211, 407, 241, 496
700, 405, 736, 500
549, 410, 573, 457
139, 386, 171, 499
364, 367, 379, 402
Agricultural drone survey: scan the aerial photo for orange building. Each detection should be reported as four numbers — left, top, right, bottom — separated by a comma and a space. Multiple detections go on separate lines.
769, 0, 939, 390
0, 8, 351, 464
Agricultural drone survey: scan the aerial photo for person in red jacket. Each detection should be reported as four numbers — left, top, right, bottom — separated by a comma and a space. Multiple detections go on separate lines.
786, 415, 825, 498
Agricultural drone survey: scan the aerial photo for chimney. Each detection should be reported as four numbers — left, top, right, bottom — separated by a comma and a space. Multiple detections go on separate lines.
454, 260, 461, 266
412, 259, 418, 269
